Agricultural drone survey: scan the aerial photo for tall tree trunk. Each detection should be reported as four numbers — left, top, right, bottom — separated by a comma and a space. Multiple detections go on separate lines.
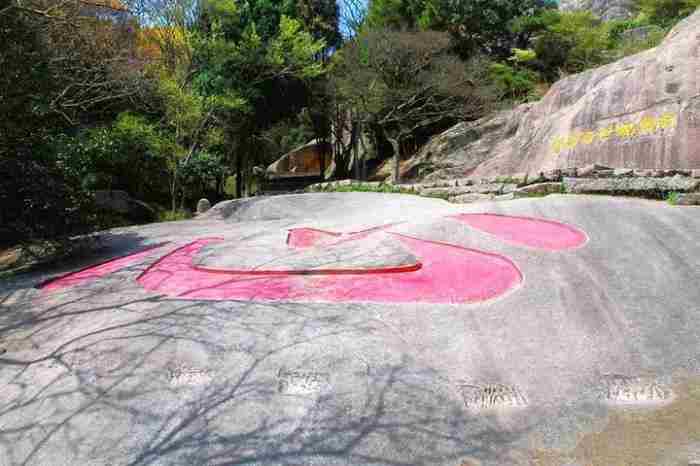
352, 121, 360, 180
245, 161, 253, 197
388, 137, 401, 185
359, 125, 369, 181
170, 169, 178, 214
319, 139, 326, 181
335, 105, 342, 175
216, 172, 223, 198
235, 149, 243, 199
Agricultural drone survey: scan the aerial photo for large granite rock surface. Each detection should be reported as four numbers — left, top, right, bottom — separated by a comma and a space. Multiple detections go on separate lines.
410, 9, 700, 183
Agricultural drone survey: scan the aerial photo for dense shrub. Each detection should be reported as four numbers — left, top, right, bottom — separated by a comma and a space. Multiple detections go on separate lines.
510, 5, 689, 83
0, 157, 96, 246
489, 63, 541, 102
635, 0, 700, 28
53, 116, 171, 205
366, 0, 558, 58
528, 11, 613, 77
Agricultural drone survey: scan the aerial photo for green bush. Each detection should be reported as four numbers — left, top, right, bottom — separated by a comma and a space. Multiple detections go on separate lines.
0, 157, 97, 246
611, 25, 666, 59
667, 191, 682, 205
607, 16, 650, 42
541, 11, 613, 74
53, 114, 172, 205
635, 0, 700, 28
518, 4, 699, 84
157, 209, 194, 222
489, 62, 541, 102
178, 151, 227, 207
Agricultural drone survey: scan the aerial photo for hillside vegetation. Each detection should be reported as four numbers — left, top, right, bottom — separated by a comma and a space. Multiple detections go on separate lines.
1, 0, 698, 249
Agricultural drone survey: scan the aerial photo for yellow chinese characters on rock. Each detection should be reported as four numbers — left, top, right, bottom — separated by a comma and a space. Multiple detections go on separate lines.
551, 112, 678, 155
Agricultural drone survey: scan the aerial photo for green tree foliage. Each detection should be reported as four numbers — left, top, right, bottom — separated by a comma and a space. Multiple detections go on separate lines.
435, 0, 558, 58
296, 0, 342, 49
4, 0, 698, 251
331, 28, 497, 182
490, 56, 541, 102
366, 0, 429, 29
0, 0, 333, 248
532, 10, 613, 75
1, 0, 144, 157
200, 0, 340, 49
261, 112, 316, 163
0, 157, 97, 246
511, 5, 681, 82
366, 0, 558, 58
192, 0, 328, 196
635, 0, 700, 27
54, 117, 168, 201
0, 0, 147, 243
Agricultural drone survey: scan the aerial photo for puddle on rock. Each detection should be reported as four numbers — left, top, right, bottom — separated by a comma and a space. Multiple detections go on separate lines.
532, 376, 700, 466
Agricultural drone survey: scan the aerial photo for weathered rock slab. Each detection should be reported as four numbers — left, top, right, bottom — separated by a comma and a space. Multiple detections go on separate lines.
514, 182, 565, 197
194, 231, 419, 272
449, 193, 496, 204
403, 10, 700, 183
564, 176, 700, 194
420, 183, 517, 198
5, 193, 700, 466
675, 192, 700, 205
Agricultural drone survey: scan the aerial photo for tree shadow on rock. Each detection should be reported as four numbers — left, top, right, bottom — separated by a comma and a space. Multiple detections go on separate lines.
0, 288, 539, 465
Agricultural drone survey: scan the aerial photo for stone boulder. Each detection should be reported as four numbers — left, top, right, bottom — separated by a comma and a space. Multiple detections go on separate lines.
514, 182, 565, 197
675, 192, 700, 205
266, 140, 331, 178
564, 175, 700, 194
196, 198, 211, 214
403, 104, 535, 182
409, 9, 700, 182
94, 190, 155, 223
559, 0, 635, 20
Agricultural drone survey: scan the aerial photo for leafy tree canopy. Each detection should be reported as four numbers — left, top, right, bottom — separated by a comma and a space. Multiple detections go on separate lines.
635, 0, 700, 27
366, 0, 558, 57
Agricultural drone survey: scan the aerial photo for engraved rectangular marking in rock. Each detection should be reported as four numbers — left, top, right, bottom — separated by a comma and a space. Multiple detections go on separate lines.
458, 383, 528, 412
599, 374, 673, 405
168, 364, 212, 387
277, 368, 330, 396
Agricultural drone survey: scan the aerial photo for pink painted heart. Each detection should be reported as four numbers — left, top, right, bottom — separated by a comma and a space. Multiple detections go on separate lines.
39, 243, 168, 291
452, 213, 587, 251
42, 214, 587, 304
135, 233, 522, 303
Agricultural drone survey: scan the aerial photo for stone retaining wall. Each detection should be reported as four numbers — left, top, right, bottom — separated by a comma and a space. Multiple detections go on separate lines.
307, 165, 700, 205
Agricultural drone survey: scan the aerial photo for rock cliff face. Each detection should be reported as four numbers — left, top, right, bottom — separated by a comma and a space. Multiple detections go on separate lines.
408, 9, 700, 182
559, 0, 635, 20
